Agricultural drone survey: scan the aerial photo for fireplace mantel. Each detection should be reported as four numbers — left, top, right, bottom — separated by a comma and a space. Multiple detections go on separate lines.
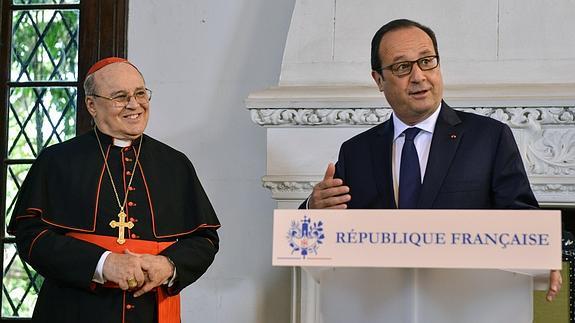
247, 83, 575, 205
248, 84, 575, 113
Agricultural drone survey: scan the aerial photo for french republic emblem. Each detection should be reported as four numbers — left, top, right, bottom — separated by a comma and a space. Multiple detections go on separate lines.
287, 216, 325, 258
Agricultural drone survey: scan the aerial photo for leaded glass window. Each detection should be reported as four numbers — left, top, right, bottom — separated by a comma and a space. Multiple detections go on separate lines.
0, 0, 128, 320
2, 1, 79, 318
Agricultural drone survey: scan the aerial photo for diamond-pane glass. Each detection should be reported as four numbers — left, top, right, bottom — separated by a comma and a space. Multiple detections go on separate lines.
8, 87, 77, 159
4, 164, 32, 236
2, 243, 43, 318
11, 9, 79, 82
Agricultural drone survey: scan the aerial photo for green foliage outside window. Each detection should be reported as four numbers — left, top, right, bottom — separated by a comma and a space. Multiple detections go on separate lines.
2, 2, 79, 318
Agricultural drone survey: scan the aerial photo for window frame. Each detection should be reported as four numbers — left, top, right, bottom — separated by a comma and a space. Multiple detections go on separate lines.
0, 0, 128, 320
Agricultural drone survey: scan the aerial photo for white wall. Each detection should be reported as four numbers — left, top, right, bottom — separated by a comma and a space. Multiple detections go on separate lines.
128, 1, 295, 322
280, 0, 575, 86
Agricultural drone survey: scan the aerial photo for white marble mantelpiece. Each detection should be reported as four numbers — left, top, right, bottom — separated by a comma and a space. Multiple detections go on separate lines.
248, 84, 575, 206
248, 84, 575, 113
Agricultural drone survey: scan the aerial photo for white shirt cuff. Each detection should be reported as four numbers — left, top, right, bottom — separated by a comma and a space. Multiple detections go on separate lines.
167, 267, 177, 287
92, 251, 111, 284
164, 257, 177, 287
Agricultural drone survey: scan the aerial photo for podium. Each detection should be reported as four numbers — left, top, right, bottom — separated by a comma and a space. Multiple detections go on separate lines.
272, 210, 561, 323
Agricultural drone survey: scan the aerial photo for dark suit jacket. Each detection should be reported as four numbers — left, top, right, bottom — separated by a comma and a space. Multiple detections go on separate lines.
302, 102, 538, 209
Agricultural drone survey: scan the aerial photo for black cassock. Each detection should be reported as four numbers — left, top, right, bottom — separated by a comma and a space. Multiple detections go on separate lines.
8, 128, 220, 323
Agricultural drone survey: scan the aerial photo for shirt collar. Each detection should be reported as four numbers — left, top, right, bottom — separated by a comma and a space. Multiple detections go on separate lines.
392, 103, 442, 141
113, 138, 132, 147
93, 126, 141, 147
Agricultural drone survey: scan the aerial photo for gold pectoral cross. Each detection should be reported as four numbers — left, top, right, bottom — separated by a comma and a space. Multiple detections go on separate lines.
109, 211, 134, 245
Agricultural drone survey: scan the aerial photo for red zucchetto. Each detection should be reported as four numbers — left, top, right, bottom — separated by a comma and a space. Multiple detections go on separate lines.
87, 57, 136, 76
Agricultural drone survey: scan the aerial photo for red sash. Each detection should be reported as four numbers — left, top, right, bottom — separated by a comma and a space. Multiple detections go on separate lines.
67, 232, 180, 323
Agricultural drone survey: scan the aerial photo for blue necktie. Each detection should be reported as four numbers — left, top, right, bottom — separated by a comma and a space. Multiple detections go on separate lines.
399, 127, 421, 209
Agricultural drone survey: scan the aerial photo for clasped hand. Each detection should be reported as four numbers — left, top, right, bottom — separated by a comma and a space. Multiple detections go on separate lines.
102, 249, 175, 297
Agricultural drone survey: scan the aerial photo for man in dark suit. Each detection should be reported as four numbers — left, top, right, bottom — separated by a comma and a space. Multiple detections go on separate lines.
303, 18, 561, 301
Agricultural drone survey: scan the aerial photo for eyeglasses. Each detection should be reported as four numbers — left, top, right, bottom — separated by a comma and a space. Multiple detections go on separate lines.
380, 55, 439, 77
89, 88, 152, 108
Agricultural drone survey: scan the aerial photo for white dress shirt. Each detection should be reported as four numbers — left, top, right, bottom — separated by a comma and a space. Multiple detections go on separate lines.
305, 104, 442, 209
391, 104, 442, 206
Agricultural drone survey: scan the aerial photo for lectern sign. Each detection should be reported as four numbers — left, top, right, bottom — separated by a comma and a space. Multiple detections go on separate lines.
272, 209, 561, 270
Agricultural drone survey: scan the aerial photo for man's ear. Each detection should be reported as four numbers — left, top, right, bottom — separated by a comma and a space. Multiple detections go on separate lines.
85, 96, 97, 118
371, 70, 385, 92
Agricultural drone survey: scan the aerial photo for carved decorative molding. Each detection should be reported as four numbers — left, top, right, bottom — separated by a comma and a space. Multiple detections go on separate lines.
527, 129, 575, 176
532, 183, 575, 204
472, 107, 575, 128
251, 108, 392, 126
262, 179, 315, 201
263, 180, 316, 194
250, 106, 575, 128
532, 183, 575, 194
261, 176, 322, 200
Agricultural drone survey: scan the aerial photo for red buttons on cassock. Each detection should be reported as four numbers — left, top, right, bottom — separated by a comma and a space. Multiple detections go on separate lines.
128, 186, 135, 191
126, 171, 132, 176
130, 233, 139, 239
126, 304, 134, 310
125, 157, 132, 162
128, 201, 136, 207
